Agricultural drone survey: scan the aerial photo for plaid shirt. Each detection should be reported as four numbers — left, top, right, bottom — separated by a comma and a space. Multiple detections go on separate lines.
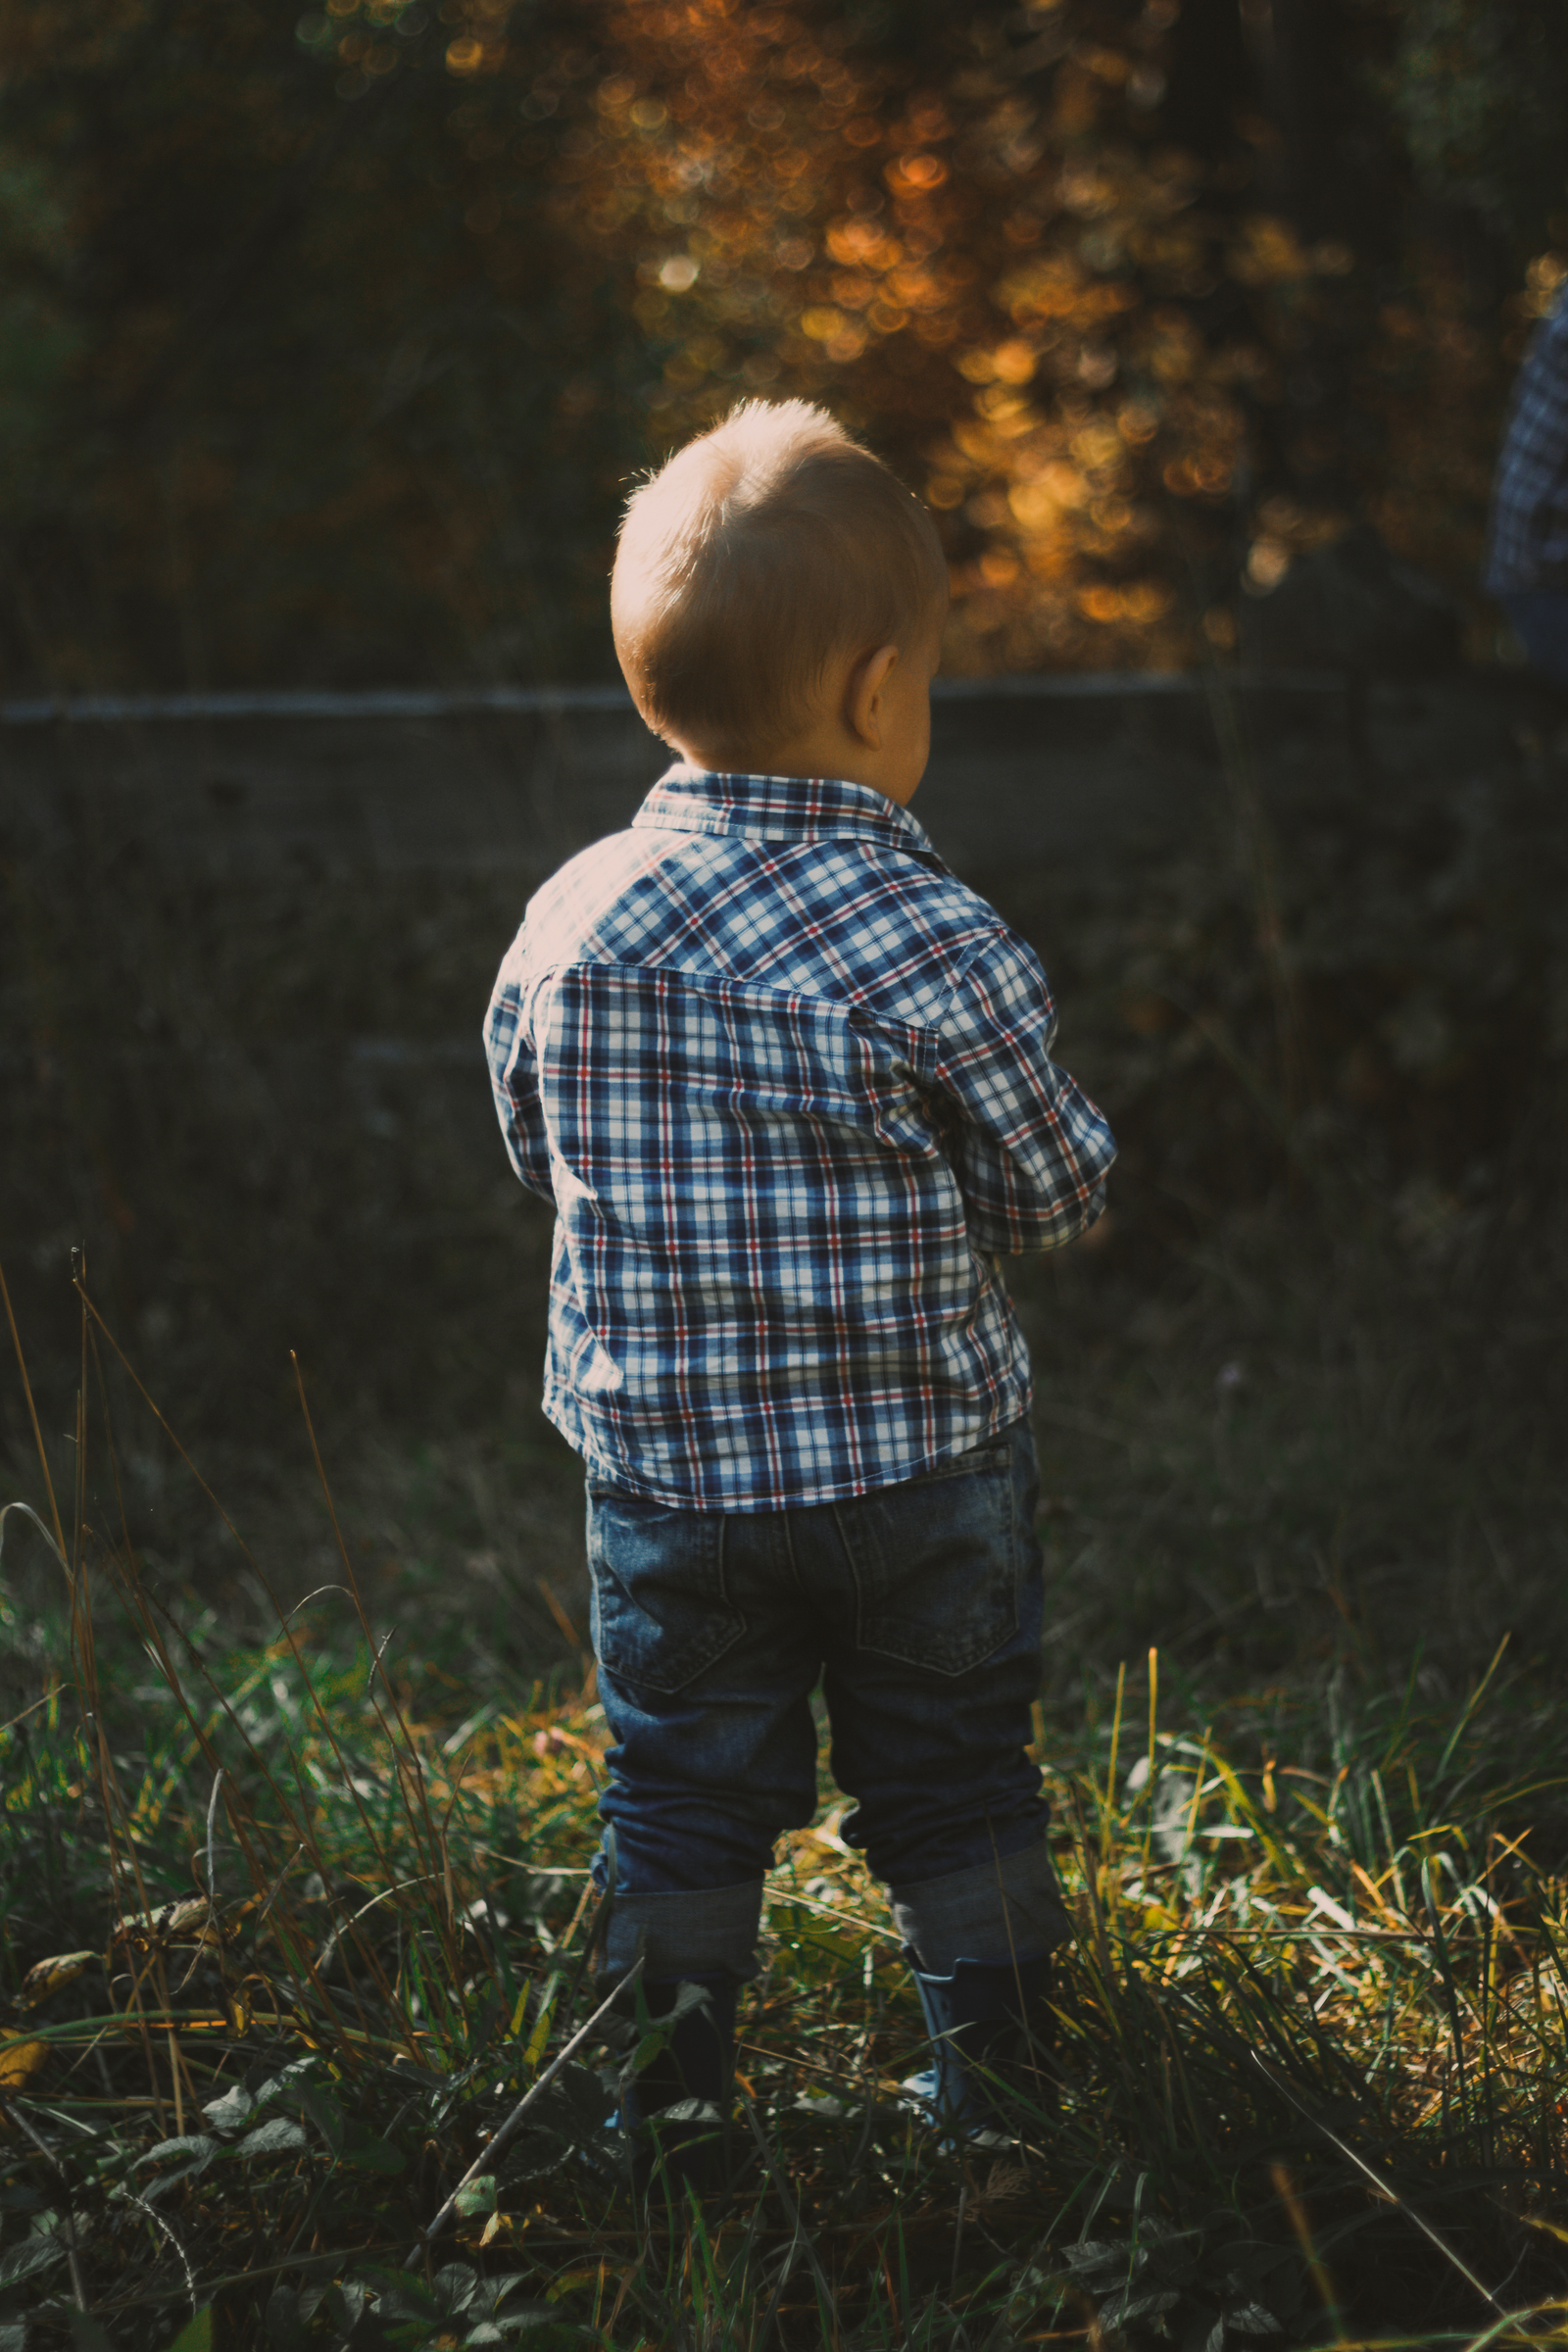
484, 765, 1114, 1511
1487, 285, 1568, 594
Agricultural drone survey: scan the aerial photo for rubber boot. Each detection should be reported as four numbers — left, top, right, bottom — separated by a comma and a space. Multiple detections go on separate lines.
618, 1970, 736, 2211
906, 1950, 1055, 2146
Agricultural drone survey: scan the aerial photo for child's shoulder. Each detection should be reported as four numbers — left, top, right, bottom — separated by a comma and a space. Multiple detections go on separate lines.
515, 813, 1030, 1021
521, 828, 677, 958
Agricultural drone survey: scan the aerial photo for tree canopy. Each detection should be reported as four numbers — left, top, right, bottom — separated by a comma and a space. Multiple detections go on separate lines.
0, 0, 1562, 690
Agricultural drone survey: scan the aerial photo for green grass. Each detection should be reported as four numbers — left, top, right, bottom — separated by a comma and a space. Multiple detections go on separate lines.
5, 1278, 1568, 2351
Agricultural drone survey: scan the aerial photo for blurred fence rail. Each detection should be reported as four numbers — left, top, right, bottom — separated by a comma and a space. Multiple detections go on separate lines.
8, 668, 1539, 885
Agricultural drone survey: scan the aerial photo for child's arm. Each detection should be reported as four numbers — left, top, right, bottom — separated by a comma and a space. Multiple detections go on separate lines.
933, 924, 1114, 1253
483, 938, 556, 1203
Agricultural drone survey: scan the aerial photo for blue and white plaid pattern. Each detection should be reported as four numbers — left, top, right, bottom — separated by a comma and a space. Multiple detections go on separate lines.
485, 766, 1115, 1510
1487, 285, 1568, 594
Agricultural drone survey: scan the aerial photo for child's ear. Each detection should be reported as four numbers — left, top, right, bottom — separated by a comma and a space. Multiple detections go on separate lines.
846, 643, 900, 748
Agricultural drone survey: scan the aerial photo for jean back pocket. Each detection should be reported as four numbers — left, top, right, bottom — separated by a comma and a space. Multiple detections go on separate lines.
587, 1486, 746, 1695
842, 1442, 1019, 1678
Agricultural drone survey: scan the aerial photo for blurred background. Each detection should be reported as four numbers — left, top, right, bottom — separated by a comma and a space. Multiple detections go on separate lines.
4, 0, 1567, 1712
2, 0, 1562, 687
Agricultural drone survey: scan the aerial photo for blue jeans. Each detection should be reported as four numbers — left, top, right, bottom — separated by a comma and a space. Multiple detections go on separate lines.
585, 1420, 1070, 1982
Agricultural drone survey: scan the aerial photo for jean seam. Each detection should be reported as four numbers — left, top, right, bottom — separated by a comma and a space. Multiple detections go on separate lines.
830, 1497, 872, 1657
780, 1503, 804, 1599
701, 1508, 744, 1688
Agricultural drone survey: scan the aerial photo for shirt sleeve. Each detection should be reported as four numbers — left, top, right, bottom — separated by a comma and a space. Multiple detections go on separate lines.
934, 924, 1116, 1254
483, 930, 556, 1204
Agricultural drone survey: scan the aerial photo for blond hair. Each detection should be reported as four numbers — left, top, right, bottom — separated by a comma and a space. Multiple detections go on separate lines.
612, 399, 947, 761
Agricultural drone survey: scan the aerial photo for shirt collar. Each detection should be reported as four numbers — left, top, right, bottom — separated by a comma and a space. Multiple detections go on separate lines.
632, 762, 946, 865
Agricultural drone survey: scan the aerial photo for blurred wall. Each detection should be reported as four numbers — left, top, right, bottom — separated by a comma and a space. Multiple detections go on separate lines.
1, 665, 1557, 1462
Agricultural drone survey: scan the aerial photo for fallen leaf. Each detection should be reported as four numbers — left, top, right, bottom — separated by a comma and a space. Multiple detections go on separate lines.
0, 2040, 48, 2090
21, 1952, 97, 2007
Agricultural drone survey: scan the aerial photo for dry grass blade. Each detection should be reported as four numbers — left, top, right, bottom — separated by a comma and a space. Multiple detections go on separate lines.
741, 2092, 837, 2327
0, 1253, 68, 1562
406, 1956, 644, 2269
0, 1498, 69, 1575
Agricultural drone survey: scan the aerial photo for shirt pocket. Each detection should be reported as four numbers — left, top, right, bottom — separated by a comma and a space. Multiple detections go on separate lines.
587, 1486, 746, 1694
842, 1441, 1019, 1678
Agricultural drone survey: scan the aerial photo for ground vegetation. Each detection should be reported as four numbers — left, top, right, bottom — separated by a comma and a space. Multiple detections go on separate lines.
4, 1321, 1568, 2347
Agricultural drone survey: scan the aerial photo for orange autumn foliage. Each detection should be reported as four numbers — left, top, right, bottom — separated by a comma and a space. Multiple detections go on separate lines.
0, 0, 1553, 687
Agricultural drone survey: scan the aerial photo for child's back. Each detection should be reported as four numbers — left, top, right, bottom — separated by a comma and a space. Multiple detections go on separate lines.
488, 763, 1109, 1509
485, 400, 1115, 2186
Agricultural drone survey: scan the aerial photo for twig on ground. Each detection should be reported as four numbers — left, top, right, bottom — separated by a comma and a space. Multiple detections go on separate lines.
407, 1957, 643, 2268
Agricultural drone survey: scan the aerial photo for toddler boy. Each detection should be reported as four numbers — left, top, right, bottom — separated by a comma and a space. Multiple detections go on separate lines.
484, 400, 1115, 2174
